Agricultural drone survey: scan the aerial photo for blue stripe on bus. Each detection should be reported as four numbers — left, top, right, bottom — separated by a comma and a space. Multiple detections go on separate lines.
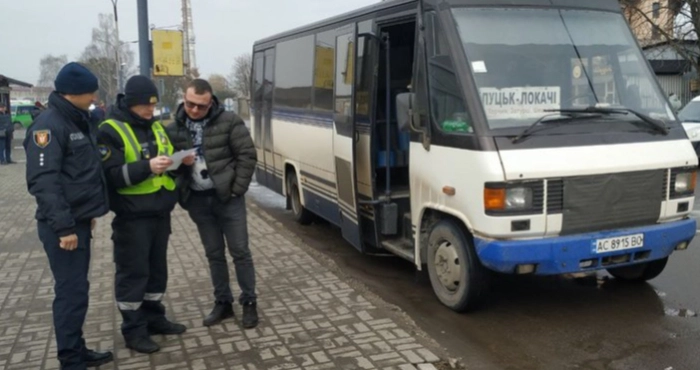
300, 170, 336, 189
303, 188, 342, 226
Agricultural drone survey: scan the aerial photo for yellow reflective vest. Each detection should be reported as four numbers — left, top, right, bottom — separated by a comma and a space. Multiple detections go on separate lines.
100, 119, 175, 195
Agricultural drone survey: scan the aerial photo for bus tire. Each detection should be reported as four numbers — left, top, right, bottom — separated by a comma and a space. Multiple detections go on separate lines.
426, 219, 489, 312
606, 257, 668, 282
286, 171, 315, 225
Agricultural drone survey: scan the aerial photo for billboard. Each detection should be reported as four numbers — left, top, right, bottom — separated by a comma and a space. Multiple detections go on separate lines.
314, 45, 334, 89
152, 29, 184, 76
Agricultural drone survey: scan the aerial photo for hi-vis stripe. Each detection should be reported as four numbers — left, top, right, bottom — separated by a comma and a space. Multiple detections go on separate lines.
117, 302, 141, 311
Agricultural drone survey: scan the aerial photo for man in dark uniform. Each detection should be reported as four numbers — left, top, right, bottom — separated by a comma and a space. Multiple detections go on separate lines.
1, 103, 14, 164
0, 104, 10, 164
97, 75, 190, 354
24, 62, 113, 370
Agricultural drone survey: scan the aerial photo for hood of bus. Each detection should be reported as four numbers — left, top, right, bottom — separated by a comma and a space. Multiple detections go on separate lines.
496, 139, 697, 181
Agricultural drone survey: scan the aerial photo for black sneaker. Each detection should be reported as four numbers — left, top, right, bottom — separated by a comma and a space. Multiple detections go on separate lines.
242, 302, 259, 329
203, 302, 234, 327
84, 349, 113, 367
148, 319, 187, 335
125, 336, 160, 354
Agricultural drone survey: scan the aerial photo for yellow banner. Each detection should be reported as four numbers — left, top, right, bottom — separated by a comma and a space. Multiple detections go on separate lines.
314, 45, 334, 89
152, 30, 184, 77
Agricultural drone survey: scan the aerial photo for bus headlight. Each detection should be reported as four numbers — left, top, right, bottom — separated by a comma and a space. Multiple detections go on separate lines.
674, 171, 697, 194
484, 182, 541, 214
505, 187, 533, 210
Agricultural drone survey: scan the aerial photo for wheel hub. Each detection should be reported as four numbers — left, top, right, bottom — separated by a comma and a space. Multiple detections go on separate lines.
434, 241, 461, 292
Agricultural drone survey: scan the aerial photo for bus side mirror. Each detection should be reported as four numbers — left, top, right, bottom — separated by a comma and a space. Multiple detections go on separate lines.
396, 92, 418, 132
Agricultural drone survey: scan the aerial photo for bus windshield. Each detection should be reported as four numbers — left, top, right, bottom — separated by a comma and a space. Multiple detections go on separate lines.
452, 8, 674, 130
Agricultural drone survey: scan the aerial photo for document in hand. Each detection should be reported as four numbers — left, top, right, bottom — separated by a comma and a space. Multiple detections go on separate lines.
166, 149, 197, 171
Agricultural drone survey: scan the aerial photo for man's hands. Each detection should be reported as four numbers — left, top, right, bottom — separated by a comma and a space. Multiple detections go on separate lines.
182, 153, 196, 166
150, 156, 174, 175
59, 219, 96, 251
59, 234, 78, 251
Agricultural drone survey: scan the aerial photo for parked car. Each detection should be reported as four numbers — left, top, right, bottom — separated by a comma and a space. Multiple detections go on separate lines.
679, 96, 700, 157
10, 104, 41, 128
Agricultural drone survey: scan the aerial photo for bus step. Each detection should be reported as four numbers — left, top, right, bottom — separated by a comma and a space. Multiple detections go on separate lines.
381, 238, 415, 263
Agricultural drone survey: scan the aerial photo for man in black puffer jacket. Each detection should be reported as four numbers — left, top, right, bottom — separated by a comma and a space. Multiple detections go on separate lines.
98, 75, 189, 354
166, 79, 259, 329
24, 62, 113, 370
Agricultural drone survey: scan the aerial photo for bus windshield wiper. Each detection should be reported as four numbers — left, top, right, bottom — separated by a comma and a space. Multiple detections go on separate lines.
545, 106, 669, 135
511, 112, 603, 143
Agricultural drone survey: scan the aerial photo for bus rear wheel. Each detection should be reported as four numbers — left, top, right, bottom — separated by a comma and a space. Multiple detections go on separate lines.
426, 219, 489, 312
286, 171, 315, 225
606, 257, 668, 282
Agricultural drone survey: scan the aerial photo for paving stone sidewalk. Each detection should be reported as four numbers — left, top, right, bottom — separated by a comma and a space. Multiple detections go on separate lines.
0, 144, 451, 369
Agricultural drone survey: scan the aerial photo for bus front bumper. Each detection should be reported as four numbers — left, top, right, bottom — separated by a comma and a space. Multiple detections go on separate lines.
473, 219, 696, 275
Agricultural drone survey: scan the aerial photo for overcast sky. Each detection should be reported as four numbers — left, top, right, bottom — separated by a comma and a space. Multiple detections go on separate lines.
0, 0, 378, 86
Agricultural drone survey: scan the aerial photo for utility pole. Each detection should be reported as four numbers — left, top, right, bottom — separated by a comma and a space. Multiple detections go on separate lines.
111, 0, 124, 93
137, 0, 150, 77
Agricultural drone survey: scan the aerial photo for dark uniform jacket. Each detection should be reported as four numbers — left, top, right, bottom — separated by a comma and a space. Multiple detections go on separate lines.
24, 92, 109, 237
166, 97, 257, 207
97, 94, 178, 218
0, 113, 11, 136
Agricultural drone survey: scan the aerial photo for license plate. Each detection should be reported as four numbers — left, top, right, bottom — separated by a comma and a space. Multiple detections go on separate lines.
594, 233, 644, 254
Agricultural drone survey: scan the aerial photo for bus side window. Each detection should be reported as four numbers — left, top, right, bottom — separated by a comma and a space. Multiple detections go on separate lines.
424, 12, 472, 134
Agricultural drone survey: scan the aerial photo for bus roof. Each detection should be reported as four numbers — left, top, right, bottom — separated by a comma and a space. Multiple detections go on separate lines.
253, 0, 416, 48
253, 0, 621, 48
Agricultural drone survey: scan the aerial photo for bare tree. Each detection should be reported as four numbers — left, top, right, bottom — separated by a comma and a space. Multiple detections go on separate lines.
621, 1, 697, 68
157, 69, 203, 112
229, 53, 252, 99
209, 74, 237, 100
78, 13, 136, 103
37, 54, 69, 87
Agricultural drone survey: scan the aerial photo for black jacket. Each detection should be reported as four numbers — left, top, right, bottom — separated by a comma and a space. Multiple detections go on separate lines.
97, 94, 178, 218
24, 92, 110, 236
166, 97, 256, 207
0, 113, 11, 134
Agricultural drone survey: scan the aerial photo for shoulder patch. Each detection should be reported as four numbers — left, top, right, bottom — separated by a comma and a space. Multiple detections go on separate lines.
33, 130, 51, 148
98, 144, 111, 161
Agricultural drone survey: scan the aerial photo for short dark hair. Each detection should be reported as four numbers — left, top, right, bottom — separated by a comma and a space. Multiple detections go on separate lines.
187, 79, 213, 95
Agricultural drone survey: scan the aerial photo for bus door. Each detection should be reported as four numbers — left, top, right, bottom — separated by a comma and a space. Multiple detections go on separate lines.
333, 25, 362, 250
252, 52, 265, 183
261, 48, 277, 190
355, 21, 383, 250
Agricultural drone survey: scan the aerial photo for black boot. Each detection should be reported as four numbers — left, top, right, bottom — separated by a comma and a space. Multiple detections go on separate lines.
148, 318, 187, 335
242, 302, 259, 329
125, 336, 160, 354
84, 350, 113, 367
203, 302, 234, 327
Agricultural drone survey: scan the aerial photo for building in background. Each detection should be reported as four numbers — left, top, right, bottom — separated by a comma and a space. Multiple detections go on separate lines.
0, 74, 33, 110
622, 0, 680, 46
8, 86, 51, 105
621, 0, 697, 106
642, 40, 698, 106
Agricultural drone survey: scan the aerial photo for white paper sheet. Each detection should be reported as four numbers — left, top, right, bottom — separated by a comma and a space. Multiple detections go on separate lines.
166, 149, 197, 171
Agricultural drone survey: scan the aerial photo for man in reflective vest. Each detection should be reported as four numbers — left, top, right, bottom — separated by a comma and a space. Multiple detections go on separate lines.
97, 75, 193, 354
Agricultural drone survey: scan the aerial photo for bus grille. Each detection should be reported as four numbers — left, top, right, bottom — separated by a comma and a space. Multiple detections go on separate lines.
547, 170, 665, 235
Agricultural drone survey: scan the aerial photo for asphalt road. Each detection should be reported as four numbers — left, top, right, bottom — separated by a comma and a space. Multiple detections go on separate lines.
247, 182, 700, 370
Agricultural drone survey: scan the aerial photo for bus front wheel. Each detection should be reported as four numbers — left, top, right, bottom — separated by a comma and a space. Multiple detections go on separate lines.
606, 257, 668, 282
286, 171, 314, 225
426, 219, 489, 312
